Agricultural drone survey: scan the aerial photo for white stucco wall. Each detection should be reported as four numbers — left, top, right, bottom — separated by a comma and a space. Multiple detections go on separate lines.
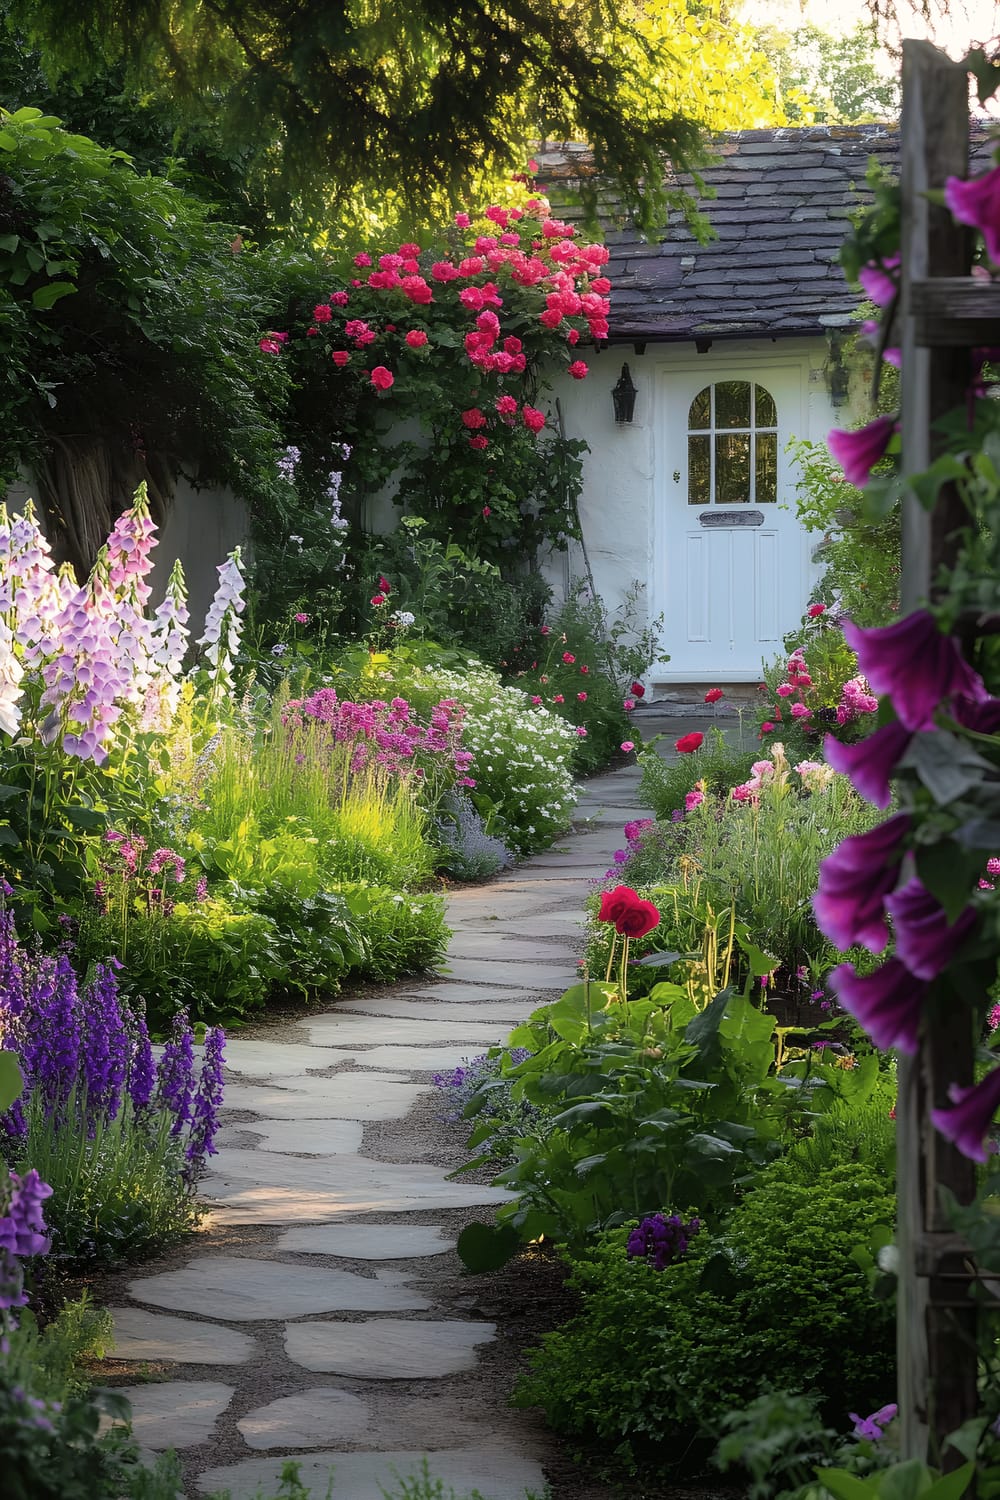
541, 335, 865, 687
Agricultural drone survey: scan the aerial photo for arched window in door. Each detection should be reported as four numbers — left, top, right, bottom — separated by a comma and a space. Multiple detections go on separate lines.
687, 380, 778, 506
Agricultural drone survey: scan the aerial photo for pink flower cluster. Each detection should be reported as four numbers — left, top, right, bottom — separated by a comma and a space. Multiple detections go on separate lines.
282, 689, 476, 786
837, 675, 879, 725
267, 199, 610, 451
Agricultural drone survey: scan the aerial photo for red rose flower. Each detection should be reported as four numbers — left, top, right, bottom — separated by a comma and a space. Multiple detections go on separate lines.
567, 360, 588, 379
370, 366, 394, 391
675, 732, 704, 754
616, 897, 660, 939
808, 603, 827, 618
598, 885, 640, 926
704, 688, 724, 703
469, 435, 489, 450
631, 682, 645, 698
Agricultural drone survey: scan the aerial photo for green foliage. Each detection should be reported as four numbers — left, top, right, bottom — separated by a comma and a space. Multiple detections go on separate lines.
638, 726, 758, 820
459, 978, 788, 1265
12, 1091, 199, 1263
635, 752, 882, 981
6, 0, 718, 236
713, 1389, 895, 1500
0, 102, 315, 573
513, 1161, 897, 1477
768, 22, 900, 125
788, 437, 900, 628
338, 882, 448, 981
3, 1294, 112, 1402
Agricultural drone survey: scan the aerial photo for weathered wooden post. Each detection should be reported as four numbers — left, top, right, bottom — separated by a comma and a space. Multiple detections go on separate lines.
898, 37, 979, 1463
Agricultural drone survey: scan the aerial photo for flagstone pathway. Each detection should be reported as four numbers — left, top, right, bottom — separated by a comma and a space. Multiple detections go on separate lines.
104, 758, 658, 1500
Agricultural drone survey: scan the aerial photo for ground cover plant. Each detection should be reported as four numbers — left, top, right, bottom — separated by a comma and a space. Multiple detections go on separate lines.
513, 1160, 896, 1477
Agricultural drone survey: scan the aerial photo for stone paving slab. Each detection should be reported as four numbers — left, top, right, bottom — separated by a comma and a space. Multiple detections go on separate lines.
202, 1148, 513, 1224
237, 1388, 371, 1449
197, 1446, 547, 1500
223, 1041, 348, 1078
128, 1255, 431, 1321
217, 1119, 365, 1155
221, 1075, 431, 1121
434, 958, 578, 987
333, 997, 535, 1024
284, 1318, 497, 1377
276, 1223, 455, 1259
302, 1016, 509, 1046
112, 1381, 235, 1449
444, 932, 579, 960
324, 1044, 487, 1073
108, 1308, 257, 1365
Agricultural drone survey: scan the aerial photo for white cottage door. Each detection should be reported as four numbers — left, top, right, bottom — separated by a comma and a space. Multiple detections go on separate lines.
654, 361, 812, 681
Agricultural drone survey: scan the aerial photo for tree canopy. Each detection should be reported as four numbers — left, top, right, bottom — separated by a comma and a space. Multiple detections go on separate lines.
2, 0, 787, 235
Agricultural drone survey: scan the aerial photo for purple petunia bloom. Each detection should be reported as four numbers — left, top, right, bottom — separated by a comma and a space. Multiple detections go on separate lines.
828, 959, 928, 1054
827, 416, 897, 487
813, 814, 911, 953
842, 611, 988, 733
823, 722, 913, 810
930, 1064, 1000, 1162
626, 1212, 701, 1271
885, 878, 978, 981
945, 167, 1000, 265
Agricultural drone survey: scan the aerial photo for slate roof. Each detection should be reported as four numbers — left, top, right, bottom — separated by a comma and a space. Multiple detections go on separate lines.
537, 125, 992, 345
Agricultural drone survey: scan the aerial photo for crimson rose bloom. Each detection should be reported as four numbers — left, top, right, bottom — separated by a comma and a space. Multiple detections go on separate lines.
705, 688, 723, 703
598, 885, 639, 926
370, 365, 394, 391
675, 732, 704, 754
616, 897, 660, 939
631, 682, 645, 698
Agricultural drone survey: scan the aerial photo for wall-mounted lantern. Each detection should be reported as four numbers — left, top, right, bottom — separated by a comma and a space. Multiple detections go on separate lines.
612, 364, 637, 424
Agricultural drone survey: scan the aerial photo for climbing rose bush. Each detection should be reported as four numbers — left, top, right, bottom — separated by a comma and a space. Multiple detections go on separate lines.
259, 182, 608, 565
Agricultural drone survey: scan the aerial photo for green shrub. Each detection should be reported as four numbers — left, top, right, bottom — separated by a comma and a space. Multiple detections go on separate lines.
339, 882, 449, 981
514, 1160, 896, 1477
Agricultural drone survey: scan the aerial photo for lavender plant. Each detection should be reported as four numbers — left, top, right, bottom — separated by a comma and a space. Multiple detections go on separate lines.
434, 790, 514, 881
0, 907, 225, 1262
433, 1047, 537, 1163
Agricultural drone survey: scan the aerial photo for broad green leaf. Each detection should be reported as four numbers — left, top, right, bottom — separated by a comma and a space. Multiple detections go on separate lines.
456, 1220, 522, 1272
902, 734, 994, 807
915, 841, 984, 924
919, 1463, 975, 1500
814, 1469, 879, 1500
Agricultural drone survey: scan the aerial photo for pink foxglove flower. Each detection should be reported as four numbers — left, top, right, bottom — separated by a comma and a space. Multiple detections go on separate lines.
884, 878, 978, 981
824, 722, 913, 809
828, 958, 927, 1054
827, 416, 896, 487
945, 167, 1000, 264
931, 1065, 1000, 1162
843, 610, 988, 732
813, 813, 911, 953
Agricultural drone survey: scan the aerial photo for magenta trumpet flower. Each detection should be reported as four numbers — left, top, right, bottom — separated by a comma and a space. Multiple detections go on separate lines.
828, 959, 928, 1054
842, 611, 988, 733
827, 416, 896, 487
813, 814, 911, 953
857, 254, 900, 307
885, 878, 978, 980
824, 722, 913, 810
945, 167, 1000, 265
931, 1064, 1000, 1162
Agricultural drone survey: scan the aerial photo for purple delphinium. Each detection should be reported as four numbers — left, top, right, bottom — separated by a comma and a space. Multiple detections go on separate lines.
828, 959, 928, 1055
182, 1026, 226, 1185
626, 1212, 701, 1271
884, 878, 978, 981
20, 952, 80, 1124
930, 1064, 1000, 1163
156, 1012, 196, 1135
812, 813, 911, 954
128, 1011, 156, 1113
79, 963, 129, 1127
823, 722, 913, 810
843, 611, 988, 733
0, 1168, 52, 1317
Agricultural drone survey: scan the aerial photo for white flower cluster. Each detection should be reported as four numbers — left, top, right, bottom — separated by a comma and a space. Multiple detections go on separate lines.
196, 549, 246, 694
420, 662, 578, 854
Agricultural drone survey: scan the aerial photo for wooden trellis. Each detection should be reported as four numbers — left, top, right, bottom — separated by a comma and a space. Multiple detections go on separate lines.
897, 38, 997, 1461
